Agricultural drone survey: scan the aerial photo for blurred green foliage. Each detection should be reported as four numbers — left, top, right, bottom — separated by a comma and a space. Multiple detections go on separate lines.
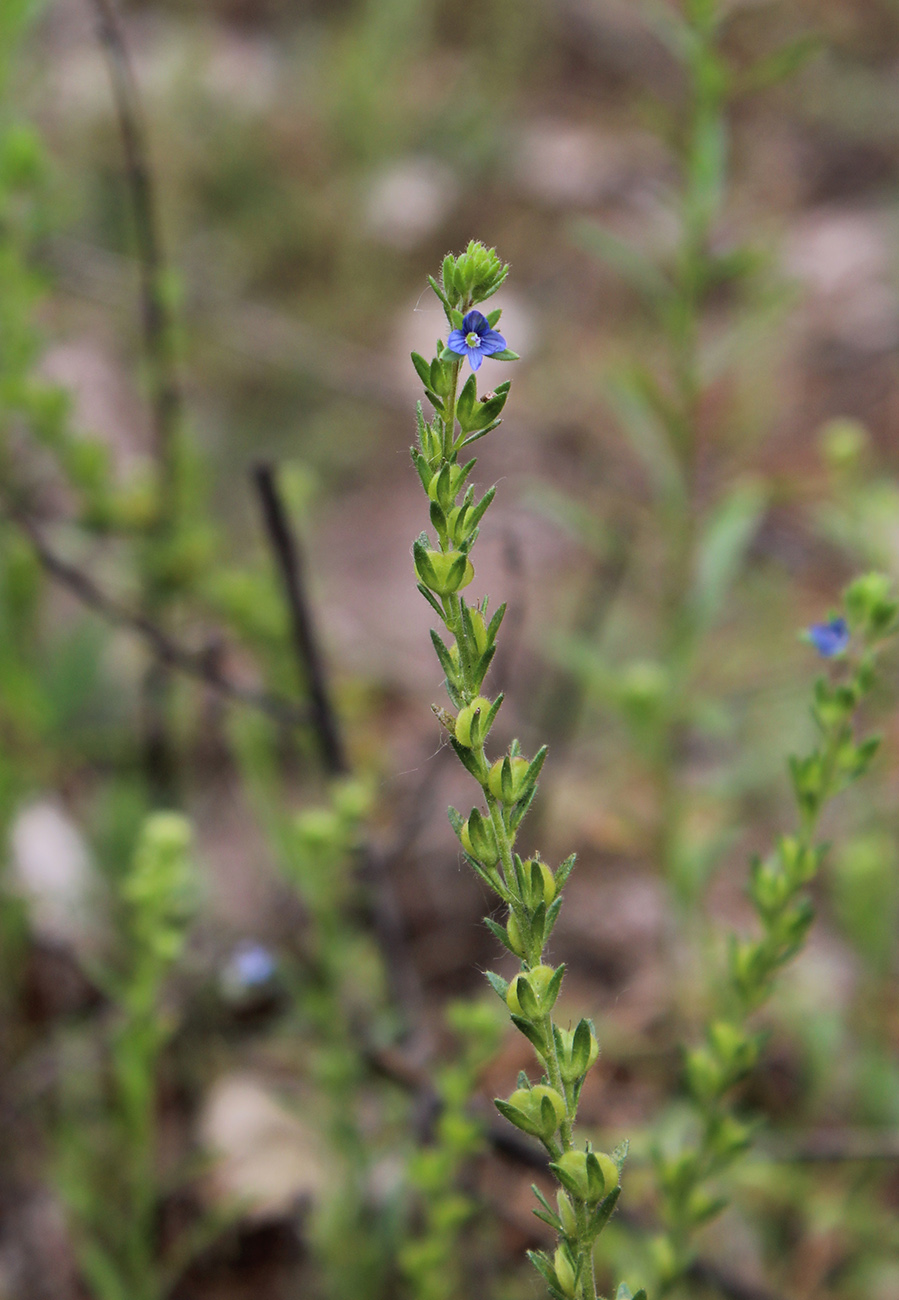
0, 1, 899, 1299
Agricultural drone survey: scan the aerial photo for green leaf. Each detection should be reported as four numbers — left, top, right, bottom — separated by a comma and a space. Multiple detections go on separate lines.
485, 916, 519, 956
467, 854, 509, 900
555, 853, 577, 891
689, 109, 728, 229
471, 645, 496, 690
738, 35, 822, 95
543, 895, 564, 942
416, 583, 445, 620
429, 628, 458, 683
411, 352, 431, 386
587, 1186, 621, 1238
450, 736, 485, 782
691, 478, 767, 632
573, 220, 672, 306
429, 274, 452, 318
485, 969, 509, 1000
489, 348, 520, 361
605, 367, 685, 508
494, 1097, 538, 1135
457, 373, 477, 428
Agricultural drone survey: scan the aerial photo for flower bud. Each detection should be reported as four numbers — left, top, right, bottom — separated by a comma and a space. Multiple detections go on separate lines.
506, 964, 560, 1018
414, 548, 474, 596
460, 809, 499, 867
444, 240, 509, 307
488, 755, 530, 805
845, 572, 898, 637
455, 696, 492, 748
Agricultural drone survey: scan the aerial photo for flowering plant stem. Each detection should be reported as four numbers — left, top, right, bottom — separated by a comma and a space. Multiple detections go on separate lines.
653, 575, 899, 1293
409, 243, 644, 1300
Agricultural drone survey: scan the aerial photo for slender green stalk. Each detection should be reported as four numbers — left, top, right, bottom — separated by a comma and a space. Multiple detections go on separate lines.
652, 576, 899, 1293
55, 813, 196, 1300
408, 243, 645, 1300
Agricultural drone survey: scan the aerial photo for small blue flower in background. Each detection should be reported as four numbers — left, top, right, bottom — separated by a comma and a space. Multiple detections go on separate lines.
447, 310, 506, 371
222, 940, 276, 996
808, 617, 850, 658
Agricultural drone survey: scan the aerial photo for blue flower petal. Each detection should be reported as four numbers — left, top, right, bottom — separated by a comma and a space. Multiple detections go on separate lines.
446, 330, 468, 355
462, 310, 489, 334
468, 349, 484, 371
477, 329, 507, 356
808, 617, 849, 658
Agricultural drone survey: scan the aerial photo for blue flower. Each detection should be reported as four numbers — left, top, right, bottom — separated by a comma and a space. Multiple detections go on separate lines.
446, 310, 506, 372
225, 941, 276, 990
808, 617, 849, 658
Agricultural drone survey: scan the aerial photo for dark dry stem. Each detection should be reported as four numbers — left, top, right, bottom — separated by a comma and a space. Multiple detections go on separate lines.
89, 0, 181, 512
8, 504, 310, 730
252, 460, 348, 777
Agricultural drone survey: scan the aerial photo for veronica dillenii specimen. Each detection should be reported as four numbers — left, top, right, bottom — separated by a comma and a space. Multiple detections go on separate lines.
407, 240, 646, 1300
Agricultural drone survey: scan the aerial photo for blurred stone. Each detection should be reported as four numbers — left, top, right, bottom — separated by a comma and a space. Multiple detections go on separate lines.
9, 801, 98, 953
200, 33, 280, 113
200, 1075, 328, 1221
513, 119, 664, 210
784, 208, 899, 352
0, 1191, 79, 1300
363, 157, 458, 248
41, 340, 145, 471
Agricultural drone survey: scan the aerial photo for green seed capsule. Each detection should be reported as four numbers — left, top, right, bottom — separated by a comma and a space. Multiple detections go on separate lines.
506, 964, 558, 1017
488, 755, 530, 804
415, 548, 475, 596
508, 1084, 567, 1137
455, 696, 492, 748
553, 1149, 619, 1203
506, 913, 526, 957
553, 1247, 577, 1297
460, 809, 499, 867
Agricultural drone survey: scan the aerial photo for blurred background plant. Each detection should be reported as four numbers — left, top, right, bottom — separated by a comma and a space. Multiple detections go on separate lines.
2, 1, 899, 1299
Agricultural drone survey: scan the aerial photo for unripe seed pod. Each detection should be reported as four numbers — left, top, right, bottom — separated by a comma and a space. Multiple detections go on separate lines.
468, 609, 490, 656
507, 1084, 566, 1138
593, 1151, 620, 1197
460, 809, 499, 867
556, 1020, 600, 1082
553, 1149, 619, 1204
557, 1190, 579, 1240
521, 857, 556, 907
455, 696, 492, 748
553, 1247, 577, 1298
506, 913, 526, 957
506, 964, 559, 1017
415, 548, 474, 596
488, 755, 530, 804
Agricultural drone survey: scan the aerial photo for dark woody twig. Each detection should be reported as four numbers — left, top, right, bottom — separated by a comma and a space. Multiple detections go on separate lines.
252, 462, 348, 777
252, 461, 430, 1034
89, 0, 184, 797
88, 0, 180, 504
9, 507, 309, 731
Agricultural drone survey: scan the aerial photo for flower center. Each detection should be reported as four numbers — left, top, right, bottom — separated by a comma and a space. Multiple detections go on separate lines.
465, 331, 481, 348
